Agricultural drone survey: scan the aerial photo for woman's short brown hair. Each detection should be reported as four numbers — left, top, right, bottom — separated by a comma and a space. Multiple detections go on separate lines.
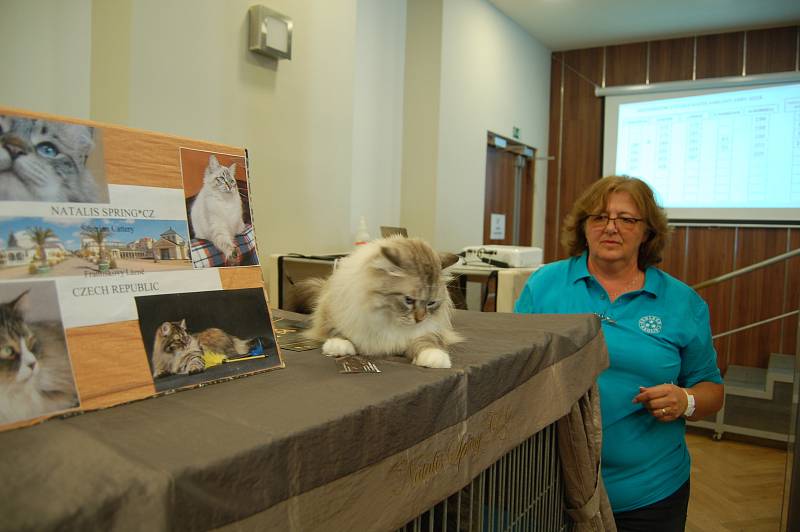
560, 176, 672, 270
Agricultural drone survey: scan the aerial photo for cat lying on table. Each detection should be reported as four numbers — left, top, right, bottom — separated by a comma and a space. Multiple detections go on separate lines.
301, 236, 461, 369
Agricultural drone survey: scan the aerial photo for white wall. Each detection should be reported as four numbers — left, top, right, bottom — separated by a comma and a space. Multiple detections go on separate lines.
351, 0, 407, 241
0, 0, 92, 119
435, 0, 551, 251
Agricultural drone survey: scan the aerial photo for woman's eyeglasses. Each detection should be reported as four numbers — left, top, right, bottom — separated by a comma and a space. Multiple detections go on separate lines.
586, 213, 643, 231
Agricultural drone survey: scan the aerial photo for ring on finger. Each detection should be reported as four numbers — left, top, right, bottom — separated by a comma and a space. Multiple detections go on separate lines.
661, 408, 667, 416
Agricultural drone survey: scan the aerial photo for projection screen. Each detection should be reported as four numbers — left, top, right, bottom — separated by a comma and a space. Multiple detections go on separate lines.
603, 81, 800, 223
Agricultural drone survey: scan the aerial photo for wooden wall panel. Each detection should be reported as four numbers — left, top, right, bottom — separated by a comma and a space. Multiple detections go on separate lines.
659, 226, 687, 279
649, 37, 694, 83
745, 26, 799, 75
556, 48, 604, 261
695, 32, 744, 78
605, 43, 648, 86
519, 160, 534, 246
688, 228, 736, 373
784, 229, 800, 357
545, 54, 563, 261
546, 26, 800, 370
563, 47, 604, 85
730, 229, 789, 367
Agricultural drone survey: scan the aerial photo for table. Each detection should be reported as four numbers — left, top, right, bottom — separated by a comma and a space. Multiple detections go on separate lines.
0, 310, 611, 531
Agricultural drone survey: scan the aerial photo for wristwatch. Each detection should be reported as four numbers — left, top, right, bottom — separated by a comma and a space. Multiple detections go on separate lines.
682, 388, 696, 417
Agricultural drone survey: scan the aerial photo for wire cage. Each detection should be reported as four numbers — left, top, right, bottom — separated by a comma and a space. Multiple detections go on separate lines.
397, 422, 571, 532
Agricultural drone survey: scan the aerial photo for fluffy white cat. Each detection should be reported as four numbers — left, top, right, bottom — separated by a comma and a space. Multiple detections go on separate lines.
190, 155, 245, 260
304, 236, 461, 369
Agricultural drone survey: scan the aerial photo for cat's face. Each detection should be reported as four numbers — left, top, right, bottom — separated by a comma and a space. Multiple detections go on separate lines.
155, 319, 192, 353
372, 238, 457, 326
0, 291, 39, 386
0, 116, 96, 202
203, 154, 238, 194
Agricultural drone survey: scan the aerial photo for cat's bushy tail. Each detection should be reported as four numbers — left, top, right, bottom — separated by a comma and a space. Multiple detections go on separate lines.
292, 277, 327, 314
233, 337, 254, 355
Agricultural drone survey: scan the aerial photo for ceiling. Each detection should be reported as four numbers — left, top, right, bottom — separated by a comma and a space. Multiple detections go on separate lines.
488, 0, 800, 51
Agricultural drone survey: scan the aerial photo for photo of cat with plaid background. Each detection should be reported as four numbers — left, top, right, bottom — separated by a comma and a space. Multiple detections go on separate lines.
180, 148, 259, 268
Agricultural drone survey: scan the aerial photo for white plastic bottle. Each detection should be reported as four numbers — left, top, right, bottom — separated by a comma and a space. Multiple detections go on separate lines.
354, 216, 370, 246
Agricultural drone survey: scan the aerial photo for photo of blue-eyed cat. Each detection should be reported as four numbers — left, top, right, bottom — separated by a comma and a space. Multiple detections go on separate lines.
302, 236, 462, 368
0, 288, 79, 424
0, 114, 104, 203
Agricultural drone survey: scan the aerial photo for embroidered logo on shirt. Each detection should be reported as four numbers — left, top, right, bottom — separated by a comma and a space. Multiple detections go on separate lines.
639, 315, 662, 334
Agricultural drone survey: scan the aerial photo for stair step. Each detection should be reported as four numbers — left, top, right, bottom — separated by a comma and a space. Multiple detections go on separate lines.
724, 365, 769, 398
768, 353, 795, 384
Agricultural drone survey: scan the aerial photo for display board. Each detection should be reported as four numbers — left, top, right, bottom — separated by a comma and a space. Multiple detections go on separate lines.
0, 107, 284, 431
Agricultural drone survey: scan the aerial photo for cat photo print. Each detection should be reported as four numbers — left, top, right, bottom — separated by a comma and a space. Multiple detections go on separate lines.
180, 148, 259, 268
0, 280, 79, 426
0, 113, 109, 203
135, 288, 283, 392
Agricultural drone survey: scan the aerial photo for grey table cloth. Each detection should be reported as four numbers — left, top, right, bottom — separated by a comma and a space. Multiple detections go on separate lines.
0, 310, 612, 531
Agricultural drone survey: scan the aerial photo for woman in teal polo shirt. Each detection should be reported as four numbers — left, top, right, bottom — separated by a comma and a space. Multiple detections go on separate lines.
515, 176, 723, 531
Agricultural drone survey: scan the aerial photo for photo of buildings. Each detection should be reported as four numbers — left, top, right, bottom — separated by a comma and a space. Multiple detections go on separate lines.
0, 217, 192, 279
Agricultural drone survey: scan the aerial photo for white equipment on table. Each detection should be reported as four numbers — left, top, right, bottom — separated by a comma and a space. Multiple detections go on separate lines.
460, 245, 543, 268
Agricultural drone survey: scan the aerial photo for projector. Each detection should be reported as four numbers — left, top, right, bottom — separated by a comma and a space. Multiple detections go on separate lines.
460, 245, 543, 268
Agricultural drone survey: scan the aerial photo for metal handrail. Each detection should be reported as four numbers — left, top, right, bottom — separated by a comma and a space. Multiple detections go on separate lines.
711, 310, 800, 340
690, 247, 800, 341
692, 248, 800, 291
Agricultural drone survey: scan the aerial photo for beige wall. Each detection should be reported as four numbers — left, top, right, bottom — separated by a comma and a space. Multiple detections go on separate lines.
1, 0, 551, 258
401, 0, 444, 244
351, 0, 407, 240
0, 0, 92, 118
121, 0, 359, 255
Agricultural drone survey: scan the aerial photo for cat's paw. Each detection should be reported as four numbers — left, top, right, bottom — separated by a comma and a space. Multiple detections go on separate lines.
217, 241, 235, 259
413, 348, 452, 369
322, 338, 356, 357
185, 358, 205, 374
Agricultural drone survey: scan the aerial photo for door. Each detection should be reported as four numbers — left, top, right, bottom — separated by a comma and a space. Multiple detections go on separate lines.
483, 133, 534, 246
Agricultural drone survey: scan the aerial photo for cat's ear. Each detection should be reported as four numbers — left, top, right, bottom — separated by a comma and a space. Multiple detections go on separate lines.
228, 162, 237, 178
375, 245, 407, 276
208, 155, 220, 170
179, 318, 187, 330
9, 290, 30, 315
160, 322, 171, 336
380, 246, 404, 269
440, 253, 460, 269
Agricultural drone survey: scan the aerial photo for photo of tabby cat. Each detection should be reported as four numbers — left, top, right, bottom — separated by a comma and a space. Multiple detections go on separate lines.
303, 236, 461, 368
150, 318, 257, 378
135, 287, 283, 393
0, 114, 107, 203
0, 282, 79, 425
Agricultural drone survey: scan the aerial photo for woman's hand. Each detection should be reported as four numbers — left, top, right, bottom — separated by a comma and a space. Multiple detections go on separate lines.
633, 384, 688, 422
